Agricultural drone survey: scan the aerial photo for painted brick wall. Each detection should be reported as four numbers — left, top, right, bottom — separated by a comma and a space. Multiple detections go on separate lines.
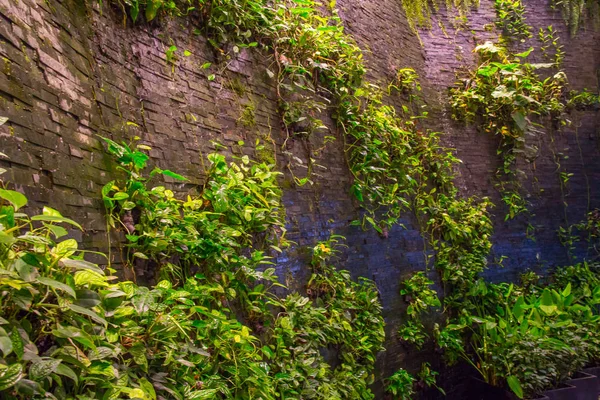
0, 0, 599, 395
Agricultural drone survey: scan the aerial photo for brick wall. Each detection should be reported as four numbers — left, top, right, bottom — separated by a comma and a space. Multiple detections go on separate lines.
0, 0, 599, 395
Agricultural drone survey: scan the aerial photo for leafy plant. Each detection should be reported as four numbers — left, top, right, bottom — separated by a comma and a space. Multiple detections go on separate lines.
417, 362, 445, 395
385, 368, 415, 400
450, 41, 568, 220
494, 0, 532, 41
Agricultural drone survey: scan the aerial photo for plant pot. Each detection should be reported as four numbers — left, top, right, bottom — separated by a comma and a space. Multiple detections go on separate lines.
464, 376, 513, 400
582, 366, 600, 384
566, 371, 600, 400
542, 384, 578, 400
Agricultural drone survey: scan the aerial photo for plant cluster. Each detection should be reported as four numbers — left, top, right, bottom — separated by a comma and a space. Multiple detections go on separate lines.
385, 368, 415, 400
397, 272, 440, 349
538, 26, 565, 68
435, 271, 600, 399
450, 41, 569, 220
385, 362, 444, 399
341, 93, 460, 232
0, 144, 386, 399
559, 209, 600, 258
551, 0, 600, 36
398, 0, 480, 32
494, 0, 532, 41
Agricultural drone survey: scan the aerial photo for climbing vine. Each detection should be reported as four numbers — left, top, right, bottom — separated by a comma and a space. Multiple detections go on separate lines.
450, 41, 568, 220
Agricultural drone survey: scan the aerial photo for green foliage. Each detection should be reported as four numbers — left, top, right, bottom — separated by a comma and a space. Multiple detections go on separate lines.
559, 209, 600, 256
436, 277, 600, 398
425, 194, 493, 299
567, 88, 600, 109
271, 236, 385, 399
102, 139, 287, 286
450, 42, 568, 220
388, 68, 421, 96
341, 92, 459, 232
385, 368, 415, 400
399, 0, 480, 32
538, 26, 565, 68
0, 153, 385, 399
417, 362, 445, 395
397, 320, 428, 349
494, 0, 532, 41
551, 0, 600, 36
400, 271, 440, 318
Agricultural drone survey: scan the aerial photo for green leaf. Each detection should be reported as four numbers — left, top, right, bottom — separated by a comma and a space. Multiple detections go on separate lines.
161, 169, 188, 181
507, 375, 523, 399
112, 192, 129, 201
74, 270, 108, 287
75, 289, 102, 308
0, 363, 23, 391
514, 47, 533, 58
10, 328, 23, 360
29, 358, 61, 381
132, 287, 157, 314
477, 65, 498, 77
31, 215, 82, 230
45, 224, 68, 239
55, 238, 78, 258
37, 277, 76, 297
0, 336, 12, 357
145, 0, 162, 21
43, 206, 62, 217
55, 363, 78, 385
87, 361, 115, 378
140, 378, 156, 400
14, 259, 38, 282
0, 189, 27, 211
67, 304, 108, 327
12, 289, 33, 310
511, 112, 527, 132
61, 259, 105, 275
562, 283, 571, 297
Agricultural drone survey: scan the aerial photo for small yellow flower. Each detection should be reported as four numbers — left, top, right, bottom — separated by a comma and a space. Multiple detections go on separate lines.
318, 243, 331, 253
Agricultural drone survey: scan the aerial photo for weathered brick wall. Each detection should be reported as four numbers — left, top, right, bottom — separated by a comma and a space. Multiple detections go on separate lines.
0, 0, 599, 396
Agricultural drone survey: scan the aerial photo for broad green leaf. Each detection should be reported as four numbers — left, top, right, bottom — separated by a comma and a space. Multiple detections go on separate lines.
507, 375, 523, 399
74, 270, 109, 287
67, 304, 107, 327
61, 259, 105, 275
511, 112, 527, 132
55, 363, 78, 385
562, 283, 571, 297
132, 287, 157, 314
31, 215, 82, 230
145, 0, 162, 21
10, 328, 23, 360
0, 189, 27, 211
29, 358, 61, 381
0, 363, 23, 391
37, 277, 76, 297
87, 361, 116, 378
75, 289, 102, 308
0, 336, 12, 357
140, 378, 157, 400
52, 327, 95, 351
55, 239, 78, 258
42, 206, 63, 217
